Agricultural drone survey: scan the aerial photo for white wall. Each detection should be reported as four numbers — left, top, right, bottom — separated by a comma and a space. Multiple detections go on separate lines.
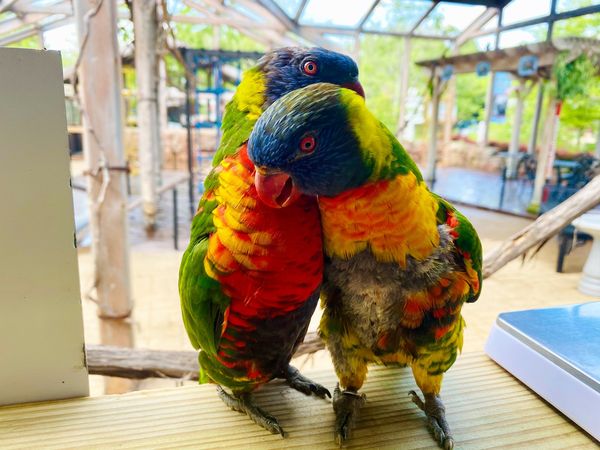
0, 48, 89, 405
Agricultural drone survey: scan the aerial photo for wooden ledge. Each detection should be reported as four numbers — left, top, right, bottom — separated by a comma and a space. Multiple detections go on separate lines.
0, 353, 595, 449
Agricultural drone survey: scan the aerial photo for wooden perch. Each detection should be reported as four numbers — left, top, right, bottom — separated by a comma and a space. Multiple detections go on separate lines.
88, 176, 600, 380
86, 332, 324, 381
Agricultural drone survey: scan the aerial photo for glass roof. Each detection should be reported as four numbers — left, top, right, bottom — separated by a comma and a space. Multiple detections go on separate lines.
273, 0, 304, 18
557, 0, 600, 13
499, 23, 548, 47
362, 0, 434, 33
416, 3, 486, 37
502, 0, 551, 26
299, 0, 375, 28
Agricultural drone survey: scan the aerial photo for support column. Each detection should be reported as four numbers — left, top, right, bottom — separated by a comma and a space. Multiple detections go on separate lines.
133, 0, 161, 232
74, 0, 133, 394
480, 72, 496, 148
425, 72, 441, 185
530, 97, 561, 213
506, 78, 526, 178
595, 122, 600, 159
527, 83, 544, 154
396, 37, 410, 139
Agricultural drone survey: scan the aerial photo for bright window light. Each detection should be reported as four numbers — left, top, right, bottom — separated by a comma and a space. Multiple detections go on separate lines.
416, 3, 485, 37
557, 0, 600, 13
499, 23, 548, 48
273, 0, 304, 18
363, 0, 434, 33
502, 0, 551, 26
300, 0, 376, 28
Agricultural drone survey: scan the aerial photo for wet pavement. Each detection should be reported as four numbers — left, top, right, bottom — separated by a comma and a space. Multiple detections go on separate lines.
432, 167, 535, 217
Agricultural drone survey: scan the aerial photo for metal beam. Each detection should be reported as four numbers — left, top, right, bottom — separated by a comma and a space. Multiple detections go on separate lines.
294, 0, 309, 23
409, 0, 439, 36
0, 15, 70, 46
471, 4, 600, 39
302, 25, 453, 41
358, 0, 381, 31
455, 7, 498, 47
0, 0, 19, 15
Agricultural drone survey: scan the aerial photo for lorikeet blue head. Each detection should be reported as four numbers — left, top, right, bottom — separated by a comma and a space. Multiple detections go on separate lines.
259, 47, 364, 105
248, 83, 380, 206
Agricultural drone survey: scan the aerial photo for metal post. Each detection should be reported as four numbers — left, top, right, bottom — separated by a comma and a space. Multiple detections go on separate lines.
185, 69, 195, 217
173, 187, 179, 251
396, 37, 411, 138
480, 8, 502, 149
425, 72, 441, 185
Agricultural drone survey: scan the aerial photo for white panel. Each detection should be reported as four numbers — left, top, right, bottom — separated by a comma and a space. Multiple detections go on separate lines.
0, 48, 89, 405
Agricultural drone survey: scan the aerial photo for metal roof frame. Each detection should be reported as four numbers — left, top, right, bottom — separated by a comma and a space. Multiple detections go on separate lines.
0, 0, 598, 54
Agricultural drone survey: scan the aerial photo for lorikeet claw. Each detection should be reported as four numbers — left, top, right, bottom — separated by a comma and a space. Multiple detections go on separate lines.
284, 365, 331, 399
333, 383, 366, 446
216, 385, 286, 437
409, 390, 454, 450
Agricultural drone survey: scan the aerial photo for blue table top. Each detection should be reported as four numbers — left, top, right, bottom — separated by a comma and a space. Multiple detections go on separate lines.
498, 302, 600, 390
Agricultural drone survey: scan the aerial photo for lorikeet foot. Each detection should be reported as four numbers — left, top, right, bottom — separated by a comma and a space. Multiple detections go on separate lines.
409, 390, 454, 450
333, 383, 366, 446
284, 365, 331, 399
216, 385, 286, 437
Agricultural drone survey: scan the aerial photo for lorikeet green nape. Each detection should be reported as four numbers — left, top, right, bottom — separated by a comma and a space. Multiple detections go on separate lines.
248, 83, 482, 449
178, 50, 364, 436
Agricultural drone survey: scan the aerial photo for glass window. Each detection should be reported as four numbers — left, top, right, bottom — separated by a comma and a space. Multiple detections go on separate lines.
502, 0, 551, 26
299, 0, 376, 28
363, 0, 434, 33
553, 12, 600, 37
416, 3, 485, 37
557, 0, 600, 13
499, 23, 548, 48
273, 0, 304, 18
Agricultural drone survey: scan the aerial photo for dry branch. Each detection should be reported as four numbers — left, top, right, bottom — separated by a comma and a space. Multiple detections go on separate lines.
88, 175, 600, 380
86, 332, 324, 380
483, 175, 600, 278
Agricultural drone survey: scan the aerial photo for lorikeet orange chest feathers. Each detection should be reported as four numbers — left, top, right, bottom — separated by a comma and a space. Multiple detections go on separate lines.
179, 50, 364, 437
248, 83, 482, 448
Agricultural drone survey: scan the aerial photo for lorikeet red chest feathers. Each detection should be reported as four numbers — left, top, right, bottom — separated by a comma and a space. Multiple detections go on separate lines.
179, 49, 364, 437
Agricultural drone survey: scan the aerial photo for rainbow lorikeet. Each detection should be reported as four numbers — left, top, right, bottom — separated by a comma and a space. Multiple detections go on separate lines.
178, 50, 364, 436
248, 83, 482, 449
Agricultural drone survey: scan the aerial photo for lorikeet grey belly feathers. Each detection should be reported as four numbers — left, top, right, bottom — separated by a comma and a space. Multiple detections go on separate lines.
178, 50, 364, 436
248, 83, 482, 448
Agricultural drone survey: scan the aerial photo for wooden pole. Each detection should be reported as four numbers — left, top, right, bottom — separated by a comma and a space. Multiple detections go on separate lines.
396, 37, 411, 138
527, 84, 545, 154
506, 78, 526, 178
424, 72, 441, 184
74, 0, 134, 394
480, 72, 495, 149
133, 0, 160, 232
530, 97, 560, 212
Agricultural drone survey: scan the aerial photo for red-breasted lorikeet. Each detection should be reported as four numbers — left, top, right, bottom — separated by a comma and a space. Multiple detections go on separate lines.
248, 83, 482, 448
178, 50, 364, 436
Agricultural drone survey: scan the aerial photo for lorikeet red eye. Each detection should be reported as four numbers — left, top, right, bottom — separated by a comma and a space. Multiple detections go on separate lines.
302, 60, 318, 75
299, 135, 316, 153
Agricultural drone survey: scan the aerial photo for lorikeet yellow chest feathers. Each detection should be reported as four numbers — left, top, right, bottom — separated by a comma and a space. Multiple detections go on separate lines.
178, 50, 364, 437
248, 83, 482, 448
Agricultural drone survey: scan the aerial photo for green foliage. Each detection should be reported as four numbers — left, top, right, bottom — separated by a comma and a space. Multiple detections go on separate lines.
554, 53, 597, 101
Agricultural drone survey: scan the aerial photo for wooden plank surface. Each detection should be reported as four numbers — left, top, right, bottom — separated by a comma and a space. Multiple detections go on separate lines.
1, 353, 597, 449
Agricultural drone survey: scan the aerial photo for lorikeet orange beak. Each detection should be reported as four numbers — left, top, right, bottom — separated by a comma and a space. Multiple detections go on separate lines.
255, 167, 301, 208
342, 80, 365, 99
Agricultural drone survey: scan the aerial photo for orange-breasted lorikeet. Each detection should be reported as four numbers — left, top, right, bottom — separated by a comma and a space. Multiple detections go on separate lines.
178, 50, 364, 436
248, 83, 482, 448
